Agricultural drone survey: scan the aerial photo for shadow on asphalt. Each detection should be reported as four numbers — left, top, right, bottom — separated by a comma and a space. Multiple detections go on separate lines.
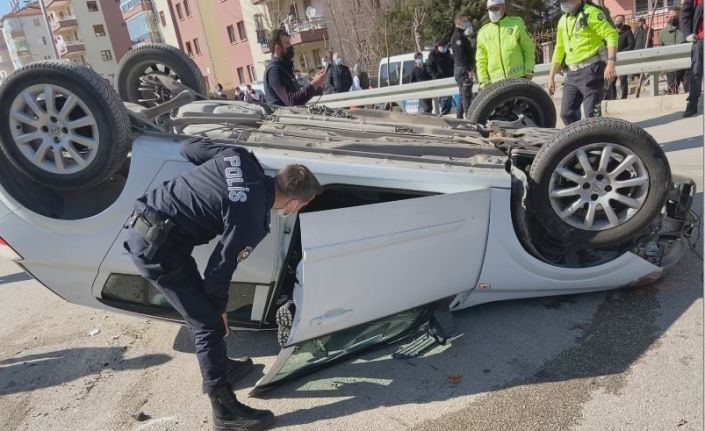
236, 192, 703, 428
0, 348, 171, 396
661, 136, 704, 153
635, 111, 689, 129
0, 272, 31, 285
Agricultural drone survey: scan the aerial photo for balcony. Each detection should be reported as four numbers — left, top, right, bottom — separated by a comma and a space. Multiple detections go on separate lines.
9, 29, 24, 39
121, 0, 153, 14
45, 0, 71, 11
51, 16, 78, 33
283, 18, 328, 46
256, 29, 270, 53
58, 41, 85, 58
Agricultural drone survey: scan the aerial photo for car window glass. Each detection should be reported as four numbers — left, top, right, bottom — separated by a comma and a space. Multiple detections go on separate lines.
258, 307, 426, 389
379, 63, 389, 88
402, 60, 415, 84
388, 62, 400, 86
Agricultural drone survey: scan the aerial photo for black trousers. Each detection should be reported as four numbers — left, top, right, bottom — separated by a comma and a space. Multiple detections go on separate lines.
125, 228, 228, 394
606, 75, 629, 99
687, 40, 703, 104
439, 96, 453, 115
454, 66, 473, 119
561, 62, 606, 125
667, 70, 688, 94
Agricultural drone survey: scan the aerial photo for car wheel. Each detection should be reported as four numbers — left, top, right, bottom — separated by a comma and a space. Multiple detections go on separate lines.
116, 43, 207, 107
0, 61, 131, 190
466, 78, 556, 128
528, 117, 670, 248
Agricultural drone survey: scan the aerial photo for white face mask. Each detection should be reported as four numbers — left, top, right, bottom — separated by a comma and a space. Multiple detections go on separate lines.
488, 10, 503, 22
560, 1, 579, 13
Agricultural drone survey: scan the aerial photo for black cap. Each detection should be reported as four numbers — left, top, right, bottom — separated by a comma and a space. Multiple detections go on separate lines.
437, 37, 449, 46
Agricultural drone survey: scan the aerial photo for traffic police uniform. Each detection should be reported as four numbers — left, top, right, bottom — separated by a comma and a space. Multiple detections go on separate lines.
476, 15, 535, 87
552, 3, 618, 124
124, 138, 275, 394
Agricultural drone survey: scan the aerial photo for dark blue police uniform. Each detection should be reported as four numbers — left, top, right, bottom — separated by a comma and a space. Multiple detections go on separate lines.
124, 139, 275, 394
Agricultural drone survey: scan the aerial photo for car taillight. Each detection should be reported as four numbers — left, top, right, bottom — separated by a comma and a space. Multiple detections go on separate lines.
0, 237, 22, 261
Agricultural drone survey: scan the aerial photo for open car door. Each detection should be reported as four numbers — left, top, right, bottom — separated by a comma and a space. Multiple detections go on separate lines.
252, 189, 491, 393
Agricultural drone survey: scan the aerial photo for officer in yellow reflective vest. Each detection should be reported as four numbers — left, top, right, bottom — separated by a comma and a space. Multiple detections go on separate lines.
476, 0, 535, 87
548, 0, 618, 125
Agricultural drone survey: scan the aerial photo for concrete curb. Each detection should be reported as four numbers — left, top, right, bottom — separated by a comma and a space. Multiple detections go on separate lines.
602, 93, 703, 114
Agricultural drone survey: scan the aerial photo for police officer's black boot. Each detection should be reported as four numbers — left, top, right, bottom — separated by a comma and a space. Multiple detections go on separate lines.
684, 101, 699, 117
209, 385, 275, 431
226, 357, 254, 386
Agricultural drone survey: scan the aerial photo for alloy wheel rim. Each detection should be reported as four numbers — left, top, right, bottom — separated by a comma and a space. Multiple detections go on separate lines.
548, 142, 650, 231
10, 84, 99, 175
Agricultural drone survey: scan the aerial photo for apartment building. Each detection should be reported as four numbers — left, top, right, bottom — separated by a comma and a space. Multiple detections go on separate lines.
167, 0, 260, 94
0, 28, 15, 82
44, 0, 131, 83
0, 5, 55, 69
152, 0, 181, 47
120, 0, 163, 46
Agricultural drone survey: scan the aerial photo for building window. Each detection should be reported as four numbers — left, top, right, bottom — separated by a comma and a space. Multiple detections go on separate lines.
159, 11, 167, 26
185, 41, 193, 56
236, 21, 247, 41
33, 18, 41, 26
312, 49, 321, 67
227, 25, 236, 43
237, 67, 245, 85
41, 36, 47, 45
87, 1, 99, 12
94, 24, 106, 37
193, 38, 201, 55
247, 65, 256, 82
183, 0, 191, 17
101, 49, 113, 61
59, 11, 65, 18
44, 55, 50, 60
175, 3, 183, 20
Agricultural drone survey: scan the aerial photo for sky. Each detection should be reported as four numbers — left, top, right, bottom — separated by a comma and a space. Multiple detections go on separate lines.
0, 1, 13, 18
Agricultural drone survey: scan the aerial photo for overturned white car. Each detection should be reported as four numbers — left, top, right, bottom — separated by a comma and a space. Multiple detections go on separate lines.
0, 45, 696, 392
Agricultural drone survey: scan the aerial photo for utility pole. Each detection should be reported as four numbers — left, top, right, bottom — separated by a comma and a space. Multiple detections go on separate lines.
37, 0, 59, 59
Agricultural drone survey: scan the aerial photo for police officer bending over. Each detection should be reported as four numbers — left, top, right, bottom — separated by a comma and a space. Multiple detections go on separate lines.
548, 0, 618, 125
125, 139, 321, 431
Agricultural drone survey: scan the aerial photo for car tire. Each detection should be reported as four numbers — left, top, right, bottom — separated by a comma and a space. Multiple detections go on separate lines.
116, 43, 207, 106
0, 61, 131, 190
466, 78, 556, 128
528, 117, 670, 248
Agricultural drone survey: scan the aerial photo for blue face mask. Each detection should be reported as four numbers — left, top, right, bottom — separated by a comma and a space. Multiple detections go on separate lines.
439, 46, 447, 53
334, 58, 342, 66
415, 58, 423, 65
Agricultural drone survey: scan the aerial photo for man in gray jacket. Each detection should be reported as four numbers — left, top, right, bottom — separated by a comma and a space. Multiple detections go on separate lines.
660, 6, 689, 94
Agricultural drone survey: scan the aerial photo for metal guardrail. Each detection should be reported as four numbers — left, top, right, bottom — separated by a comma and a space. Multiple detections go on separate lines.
311, 44, 693, 108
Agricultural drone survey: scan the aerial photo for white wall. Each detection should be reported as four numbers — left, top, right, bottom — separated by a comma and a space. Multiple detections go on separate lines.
69, 0, 118, 82
152, 0, 180, 47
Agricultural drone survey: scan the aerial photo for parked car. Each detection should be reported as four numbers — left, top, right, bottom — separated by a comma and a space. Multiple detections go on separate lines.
0, 45, 695, 394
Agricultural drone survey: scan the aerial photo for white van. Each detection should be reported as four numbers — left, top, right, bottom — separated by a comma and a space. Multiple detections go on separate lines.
377, 51, 458, 114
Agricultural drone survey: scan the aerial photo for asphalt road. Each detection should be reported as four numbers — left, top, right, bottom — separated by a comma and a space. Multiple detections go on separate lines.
0, 103, 702, 431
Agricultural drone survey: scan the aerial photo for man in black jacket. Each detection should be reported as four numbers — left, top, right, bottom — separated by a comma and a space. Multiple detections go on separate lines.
426, 38, 454, 114
326, 52, 353, 93
264, 29, 325, 106
410, 52, 433, 113
633, 17, 654, 50
451, 13, 475, 119
607, 15, 635, 99
681, 0, 703, 117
